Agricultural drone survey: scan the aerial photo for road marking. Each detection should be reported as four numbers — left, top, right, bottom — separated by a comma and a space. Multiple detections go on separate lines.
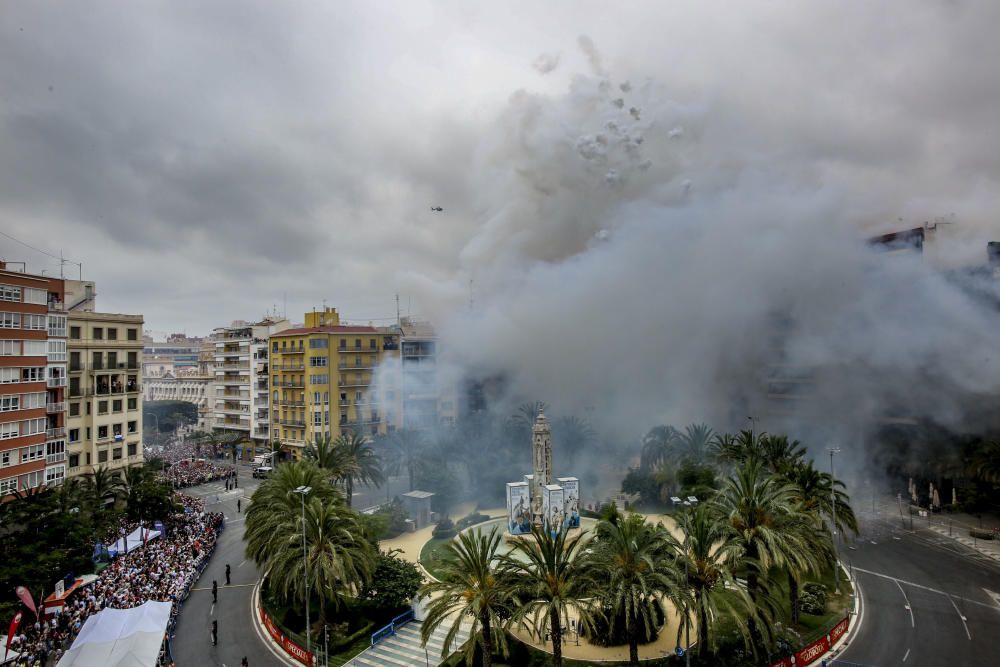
238, 560, 247, 568
192, 584, 256, 590
894, 580, 915, 627
948, 596, 972, 639
852, 567, 999, 610
210, 603, 215, 616
903, 648, 910, 662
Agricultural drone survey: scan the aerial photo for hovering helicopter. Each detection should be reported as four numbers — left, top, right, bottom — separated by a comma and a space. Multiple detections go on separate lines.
430, 206, 443, 212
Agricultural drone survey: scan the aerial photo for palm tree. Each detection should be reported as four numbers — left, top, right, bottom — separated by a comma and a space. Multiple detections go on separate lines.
304, 433, 353, 477
379, 429, 423, 491
640, 425, 681, 471
713, 461, 815, 652
269, 439, 284, 466
83, 466, 124, 512
678, 423, 715, 462
757, 434, 807, 477
333, 431, 384, 508
670, 504, 757, 658
122, 465, 151, 519
419, 527, 517, 667
584, 514, 680, 666
553, 415, 595, 466
503, 525, 594, 667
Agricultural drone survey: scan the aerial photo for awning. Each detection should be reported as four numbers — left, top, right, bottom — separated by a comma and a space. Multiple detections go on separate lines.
108, 527, 161, 557
56, 600, 171, 667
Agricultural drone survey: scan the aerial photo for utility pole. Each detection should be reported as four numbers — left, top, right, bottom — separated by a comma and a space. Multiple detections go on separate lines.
829, 448, 841, 594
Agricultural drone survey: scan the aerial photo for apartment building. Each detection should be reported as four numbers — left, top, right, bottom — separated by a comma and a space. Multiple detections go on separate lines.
269, 308, 400, 456
0, 262, 68, 499
66, 311, 144, 478
212, 317, 289, 449
379, 318, 456, 431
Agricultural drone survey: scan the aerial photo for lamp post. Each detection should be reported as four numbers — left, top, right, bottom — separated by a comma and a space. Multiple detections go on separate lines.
144, 412, 159, 433
683, 495, 697, 667
828, 448, 841, 594
293, 485, 312, 658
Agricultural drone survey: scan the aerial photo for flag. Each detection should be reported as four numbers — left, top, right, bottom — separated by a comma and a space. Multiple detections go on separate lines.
6, 611, 22, 652
14, 587, 35, 616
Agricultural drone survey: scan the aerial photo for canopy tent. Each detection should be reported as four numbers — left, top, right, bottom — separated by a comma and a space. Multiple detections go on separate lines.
57, 600, 171, 667
108, 526, 161, 557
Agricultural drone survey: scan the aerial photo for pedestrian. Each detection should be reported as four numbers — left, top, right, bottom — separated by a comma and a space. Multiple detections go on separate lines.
234, 476, 238, 488
237, 498, 241, 513
241, 657, 248, 667
211, 620, 218, 646
212, 580, 218, 603
225, 564, 231, 586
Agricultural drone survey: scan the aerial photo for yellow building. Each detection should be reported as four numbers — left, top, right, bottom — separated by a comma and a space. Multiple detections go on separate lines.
270, 308, 400, 456
66, 311, 144, 478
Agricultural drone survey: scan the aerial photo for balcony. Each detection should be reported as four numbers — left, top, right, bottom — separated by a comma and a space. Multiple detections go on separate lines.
338, 363, 374, 370
274, 380, 304, 388
216, 362, 250, 370
46, 427, 66, 439
281, 419, 306, 428
46, 452, 66, 464
47, 377, 67, 388
46, 402, 64, 413
275, 364, 305, 371
219, 375, 250, 385
278, 348, 305, 355
339, 380, 371, 388
339, 400, 351, 407
279, 400, 305, 407
48, 327, 67, 338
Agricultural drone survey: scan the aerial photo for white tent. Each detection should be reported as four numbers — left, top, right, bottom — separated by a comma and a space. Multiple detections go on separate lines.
109, 526, 161, 556
57, 600, 171, 667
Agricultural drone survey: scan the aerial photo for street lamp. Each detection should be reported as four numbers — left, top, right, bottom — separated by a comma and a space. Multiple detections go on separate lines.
828, 448, 841, 594
293, 485, 312, 658
144, 413, 159, 433
682, 495, 697, 667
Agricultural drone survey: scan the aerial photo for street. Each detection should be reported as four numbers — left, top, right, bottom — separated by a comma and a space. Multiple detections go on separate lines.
836, 501, 1000, 666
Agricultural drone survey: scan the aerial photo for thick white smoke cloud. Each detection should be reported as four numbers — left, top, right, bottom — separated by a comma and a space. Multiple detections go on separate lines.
403, 40, 1000, 478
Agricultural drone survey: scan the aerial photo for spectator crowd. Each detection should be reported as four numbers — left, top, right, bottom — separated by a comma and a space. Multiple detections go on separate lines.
4, 495, 224, 667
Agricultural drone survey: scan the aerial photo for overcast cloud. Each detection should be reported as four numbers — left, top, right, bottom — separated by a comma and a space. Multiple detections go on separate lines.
2, 0, 1000, 336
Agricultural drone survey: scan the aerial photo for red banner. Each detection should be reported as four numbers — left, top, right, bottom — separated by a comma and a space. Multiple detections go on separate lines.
795, 634, 830, 666
258, 605, 313, 667
768, 656, 793, 667
7, 611, 22, 652
15, 587, 36, 616
829, 615, 849, 644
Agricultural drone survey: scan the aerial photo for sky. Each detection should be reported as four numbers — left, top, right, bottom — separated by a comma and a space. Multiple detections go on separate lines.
3, 1, 1000, 335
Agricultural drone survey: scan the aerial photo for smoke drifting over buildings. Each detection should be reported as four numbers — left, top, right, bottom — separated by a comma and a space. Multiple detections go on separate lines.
407, 40, 1000, 478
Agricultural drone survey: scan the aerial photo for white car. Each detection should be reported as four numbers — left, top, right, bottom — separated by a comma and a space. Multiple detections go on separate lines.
252, 466, 273, 479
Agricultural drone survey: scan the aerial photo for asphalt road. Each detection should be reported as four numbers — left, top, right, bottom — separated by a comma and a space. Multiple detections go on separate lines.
836, 503, 1000, 667
171, 468, 289, 667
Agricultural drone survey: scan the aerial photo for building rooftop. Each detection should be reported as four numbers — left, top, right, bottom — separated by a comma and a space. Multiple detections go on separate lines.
271, 325, 378, 337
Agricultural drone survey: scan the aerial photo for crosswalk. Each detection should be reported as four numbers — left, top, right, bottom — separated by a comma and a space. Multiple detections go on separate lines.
347, 621, 470, 667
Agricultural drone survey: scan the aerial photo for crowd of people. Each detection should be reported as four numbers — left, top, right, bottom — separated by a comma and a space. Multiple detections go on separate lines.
160, 460, 236, 488
4, 495, 224, 667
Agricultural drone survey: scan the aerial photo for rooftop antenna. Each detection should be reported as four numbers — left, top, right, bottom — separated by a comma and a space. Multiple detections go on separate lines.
395, 293, 400, 327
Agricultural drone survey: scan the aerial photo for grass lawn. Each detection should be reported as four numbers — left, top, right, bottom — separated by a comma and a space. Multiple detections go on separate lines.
419, 535, 459, 580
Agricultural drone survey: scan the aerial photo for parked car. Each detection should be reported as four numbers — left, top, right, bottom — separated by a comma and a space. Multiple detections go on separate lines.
252, 466, 273, 479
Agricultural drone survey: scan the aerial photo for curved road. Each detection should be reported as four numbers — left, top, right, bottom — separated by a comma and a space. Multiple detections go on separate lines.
171, 468, 289, 667
837, 506, 1000, 666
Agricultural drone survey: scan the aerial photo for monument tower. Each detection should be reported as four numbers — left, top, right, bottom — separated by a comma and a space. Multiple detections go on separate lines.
531, 410, 553, 523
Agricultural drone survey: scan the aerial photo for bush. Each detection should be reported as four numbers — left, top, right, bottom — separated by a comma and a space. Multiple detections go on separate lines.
455, 512, 489, 530
970, 529, 995, 540
800, 582, 828, 615
432, 518, 456, 539
360, 552, 422, 612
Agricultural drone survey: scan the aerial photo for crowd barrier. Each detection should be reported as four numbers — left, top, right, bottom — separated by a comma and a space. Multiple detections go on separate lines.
259, 602, 315, 666
767, 614, 849, 667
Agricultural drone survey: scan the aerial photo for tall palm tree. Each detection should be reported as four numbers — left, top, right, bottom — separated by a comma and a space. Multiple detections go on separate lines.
419, 527, 517, 667
670, 504, 757, 658
584, 514, 680, 666
83, 466, 124, 512
678, 423, 715, 462
122, 465, 151, 519
379, 429, 423, 491
758, 434, 807, 477
640, 425, 681, 471
503, 525, 594, 667
713, 461, 815, 652
553, 415, 595, 466
304, 433, 353, 478
333, 431, 384, 508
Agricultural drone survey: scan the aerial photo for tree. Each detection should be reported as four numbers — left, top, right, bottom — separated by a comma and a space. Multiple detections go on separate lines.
122, 465, 178, 522
640, 426, 681, 471
419, 527, 517, 667
714, 461, 816, 652
333, 431, 384, 508
670, 504, 757, 658
504, 525, 595, 667
553, 415, 595, 466
584, 514, 680, 666
361, 551, 422, 612
378, 429, 423, 491
83, 466, 124, 515
304, 433, 352, 478
678, 423, 715, 462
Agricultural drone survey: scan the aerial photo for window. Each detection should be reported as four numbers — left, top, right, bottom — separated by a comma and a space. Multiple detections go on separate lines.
68, 454, 79, 468
356, 391, 363, 402
0, 340, 18, 356
112, 448, 122, 460
97, 425, 108, 440
47, 315, 66, 337
69, 402, 79, 416
92, 351, 102, 369
309, 375, 328, 385
127, 352, 138, 369
98, 450, 107, 463
107, 328, 117, 340
20, 443, 44, 462
313, 412, 322, 426
108, 352, 118, 368
47, 340, 66, 362
68, 428, 80, 442
127, 443, 137, 456
46, 466, 65, 486
24, 314, 46, 331
93, 327, 103, 340
22, 340, 46, 356
0, 421, 18, 439
69, 326, 81, 340
272, 342, 278, 352
20, 393, 43, 409
0, 395, 18, 412
0, 477, 17, 494
310, 356, 328, 367
112, 399, 122, 413
0, 368, 18, 384
313, 391, 320, 403
309, 339, 328, 349
325, 410, 330, 425
370, 339, 377, 350
127, 420, 137, 433
1, 450, 14, 466
98, 400, 108, 415
69, 377, 80, 396
127, 328, 138, 341
21, 367, 44, 382
46, 440, 64, 462
23, 288, 47, 305
0, 284, 22, 302
0, 312, 21, 329
127, 397, 137, 410
21, 418, 45, 436
339, 339, 346, 350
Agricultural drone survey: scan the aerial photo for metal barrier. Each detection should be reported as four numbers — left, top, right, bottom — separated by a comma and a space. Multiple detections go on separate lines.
370, 609, 415, 646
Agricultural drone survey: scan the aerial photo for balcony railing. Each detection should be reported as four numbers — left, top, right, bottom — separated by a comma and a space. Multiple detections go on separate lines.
46, 402, 64, 413
338, 363, 374, 370
47, 377, 67, 388
274, 381, 304, 388
216, 362, 250, 370
48, 327, 67, 338
279, 400, 305, 407
281, 419, 306, 427
46, 427, 66, 439
278, 348, 305, 355
46, 452, 66, 464
275, 364, 305, 371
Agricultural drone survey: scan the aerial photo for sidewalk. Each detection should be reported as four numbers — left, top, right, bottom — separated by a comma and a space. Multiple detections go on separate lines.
874, 494, 1000, 563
